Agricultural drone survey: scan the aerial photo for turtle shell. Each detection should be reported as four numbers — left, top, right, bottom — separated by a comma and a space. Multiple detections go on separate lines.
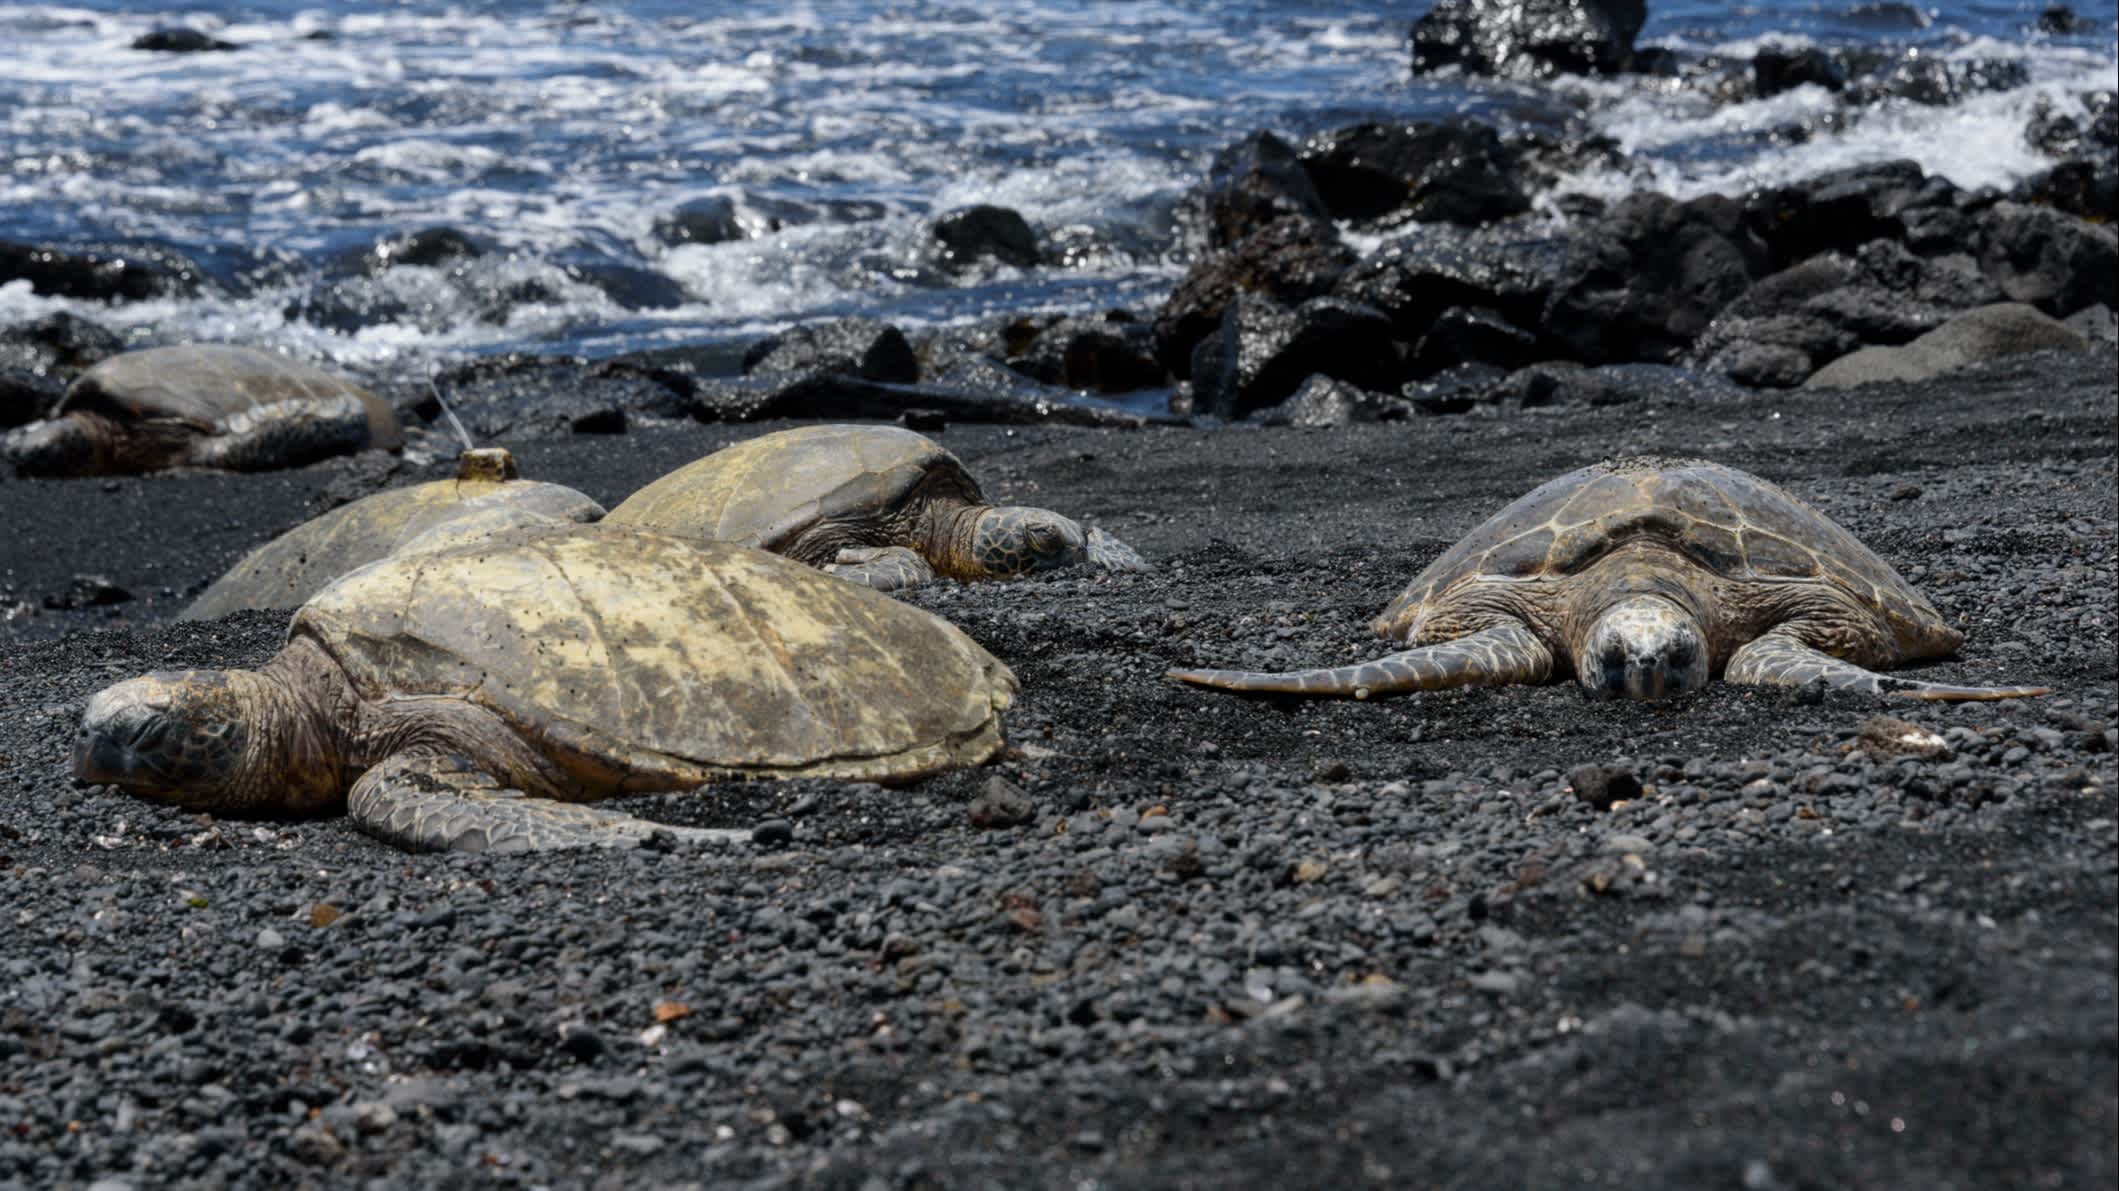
604, 424, 982, 552
296, 524, 1016, 783
64, 345, 403, 450
1374, 457, 1953, 652
180, 476, 603, 621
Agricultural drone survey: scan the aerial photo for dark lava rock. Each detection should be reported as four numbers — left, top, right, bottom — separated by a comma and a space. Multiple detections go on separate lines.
1567, 764, 1641, 810
1804, 302, 2089, 387
423, 356, 691, 441
0, 240, 206, 303
132, 27, 236, 52
1848, 56, 2030, 107
1297, 120, 1530, 226
652, 197, 744, 247
1481, 361, 1642, 410
1688, 241, 2004, 387
933, 205, 1041, 270
1259, 374, 1413, 428
1753, 46, 1846, 97
1743, 159, 1936, 271
1198, 132, 1334, 251
1544, 192, 1770, 364
1004, 313, 1164, 394
1332, 224, 1566, 344
968, 777, 1036, 828
1976, 201, 2118, 315
363, 227, 486, 275
1413, 305, 1543, 373
690, 369, 1156, 428
1411, 0, 1647, 79
745, 316, 920, 384
1189, 294, 1399, 421
0, 369, 64, 429
1153, 216, 1357, 379
0, 314, 124, 426
43, 574, 131, 611
2038, 5, 2091, 34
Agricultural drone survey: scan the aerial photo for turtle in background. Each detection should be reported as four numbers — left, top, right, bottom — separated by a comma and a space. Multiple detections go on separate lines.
604, 424, 1150, 590
3, 344, 402, 476
180, 447, 604, 621
1171, 457, 2048, 703
75, 524, 1019, 853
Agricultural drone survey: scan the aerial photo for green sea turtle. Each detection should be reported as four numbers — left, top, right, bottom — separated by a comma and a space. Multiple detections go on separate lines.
604, 424, 1150, 589
1170, 457, 2048, 703
180, 448, 604, 621
75, 524, 1018, 852
3, 344, 402, 476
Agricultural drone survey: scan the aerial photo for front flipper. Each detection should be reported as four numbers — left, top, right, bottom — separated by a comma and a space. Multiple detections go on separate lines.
1169, 622, 1553, 700
825, 545, 936, 591
1725, 634, 2050, 702
348, 750, 753, 853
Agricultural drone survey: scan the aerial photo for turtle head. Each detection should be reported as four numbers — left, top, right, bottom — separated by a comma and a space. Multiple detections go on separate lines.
1576, 595, 1709, 701
967, 507, 1151, 579
969, 506, 1090, 578
74, 669, 339, 814
4, 414, 103, 477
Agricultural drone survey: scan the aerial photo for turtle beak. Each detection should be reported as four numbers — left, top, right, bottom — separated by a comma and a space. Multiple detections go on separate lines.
1085, 526, 1151, 574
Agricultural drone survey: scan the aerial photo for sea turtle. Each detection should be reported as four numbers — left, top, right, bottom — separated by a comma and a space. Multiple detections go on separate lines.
1170, 457, 2048, 703
604, 424, 1150, 589
4, 344, 402, 476
75, 524, 1018, 852
180, 447, 604, 620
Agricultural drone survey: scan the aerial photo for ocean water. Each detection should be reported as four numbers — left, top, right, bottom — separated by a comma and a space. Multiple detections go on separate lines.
0, 0, 2111, 373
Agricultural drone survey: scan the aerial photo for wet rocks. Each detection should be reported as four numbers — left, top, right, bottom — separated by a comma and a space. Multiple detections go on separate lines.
1331, 225, 1566, 348
932, 205, 1041, 270
1297, 121, 1530, 226
1197, 132, 1333, 250
0, 314, 125, 428
652, 197, 745, 247
1187, 294, 1398, 421
1410, 0, 1648, 79
131, 27, 236, 52
1001, 313, 1165, 394
744, 316, 920, 384
1752, 46, 1847, 97
1259, 375, 1413, 428
0, 240, 207, 303
1153, 216, 1357, 378
1544, 192, 1771, 364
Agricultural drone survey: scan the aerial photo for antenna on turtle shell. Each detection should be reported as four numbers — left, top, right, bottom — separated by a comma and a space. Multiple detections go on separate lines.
425, 367, 478, 455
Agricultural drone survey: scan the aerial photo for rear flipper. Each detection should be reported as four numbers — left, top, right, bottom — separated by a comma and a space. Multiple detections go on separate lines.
826, 545, 936, 591
348, 750, 753, 853
1725, 634, 2050, 702
1169, 622, 1553, 699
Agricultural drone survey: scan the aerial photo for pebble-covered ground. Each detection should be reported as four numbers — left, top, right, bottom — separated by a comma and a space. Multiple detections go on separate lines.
2, 347, 2114, 1189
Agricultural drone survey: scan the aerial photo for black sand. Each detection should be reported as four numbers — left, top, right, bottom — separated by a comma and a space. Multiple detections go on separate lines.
1, 346, 2114, 1188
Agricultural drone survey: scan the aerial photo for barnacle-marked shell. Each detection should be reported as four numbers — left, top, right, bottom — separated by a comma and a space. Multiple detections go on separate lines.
299, 524, 1016, 781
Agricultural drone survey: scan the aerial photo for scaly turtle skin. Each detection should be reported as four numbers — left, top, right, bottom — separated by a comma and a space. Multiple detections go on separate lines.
180, 448, 604, 621
3, 344, 403, 476
76, 525, 1018, 852
604, 424, 1149, 590
1171, 457, 2048, 703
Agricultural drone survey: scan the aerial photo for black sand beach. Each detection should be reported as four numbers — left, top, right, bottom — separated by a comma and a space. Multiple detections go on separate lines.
2, 343, 2113, 1187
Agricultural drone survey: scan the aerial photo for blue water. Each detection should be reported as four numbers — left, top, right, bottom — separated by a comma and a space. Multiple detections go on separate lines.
0, 1, 2111, 372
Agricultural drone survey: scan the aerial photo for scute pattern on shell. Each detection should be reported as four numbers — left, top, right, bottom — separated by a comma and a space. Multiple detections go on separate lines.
605, 424, 983, 551
65, 344, 403, 449
298, 524, 1016, 781
1374, 457, 1951, 645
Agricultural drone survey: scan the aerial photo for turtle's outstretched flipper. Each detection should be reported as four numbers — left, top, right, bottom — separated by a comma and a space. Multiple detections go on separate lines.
348, 750, 751, 853
1169, 622, 1553, 700
826, 545, 937, 591
1726, 634, 2049, 702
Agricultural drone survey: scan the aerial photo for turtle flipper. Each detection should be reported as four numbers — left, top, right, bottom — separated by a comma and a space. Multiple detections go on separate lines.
348, 750, 752, 853
1725, 634, 2050, 702
825, 545, 937, 591
1169, 622, 1553, 699
189, 394, 373, 472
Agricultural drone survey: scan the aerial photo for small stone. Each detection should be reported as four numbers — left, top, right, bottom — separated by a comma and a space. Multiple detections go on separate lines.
968, 777, 1035, 828
1568, 764, 1642, 810
1291, 858, 1329, 884
349, 1101, 398, 1135
1603, 834, 1653, 854
753, 818, 795, 846
1857, 716, 1951, 759
255, 928, 285, 950
1467, 970, 1520, 996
